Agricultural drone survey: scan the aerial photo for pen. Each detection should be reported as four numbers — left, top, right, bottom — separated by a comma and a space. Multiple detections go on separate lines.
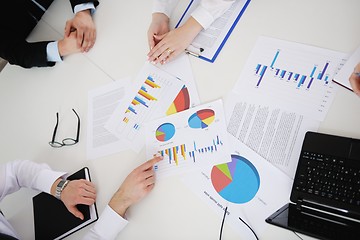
185, 50, 200, 58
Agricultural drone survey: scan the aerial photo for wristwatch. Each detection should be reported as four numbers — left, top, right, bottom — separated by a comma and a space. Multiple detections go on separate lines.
55, 179, 70, 200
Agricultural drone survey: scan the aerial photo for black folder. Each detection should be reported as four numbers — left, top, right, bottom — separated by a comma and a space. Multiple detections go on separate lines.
33, 167, 98, 240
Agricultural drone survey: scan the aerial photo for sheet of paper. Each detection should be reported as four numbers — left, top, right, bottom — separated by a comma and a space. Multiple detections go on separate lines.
176, 0, 251, 62
333, 45, 360, 91
233, 36, 347, 121
224, 92, 320, 179
105, 63, 184, 152
87, 79, 130, 160
145, 99, 231, 178
181, 134, 292, 238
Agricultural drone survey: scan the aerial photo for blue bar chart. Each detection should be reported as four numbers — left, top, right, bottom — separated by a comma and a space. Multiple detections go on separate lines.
255, 50, 331, 90
234, 36, 347, 121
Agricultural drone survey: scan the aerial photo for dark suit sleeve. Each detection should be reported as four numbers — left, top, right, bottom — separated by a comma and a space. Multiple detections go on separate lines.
0, 1, 56, 69
69, 0, 99, 12
0, 39, 56, 68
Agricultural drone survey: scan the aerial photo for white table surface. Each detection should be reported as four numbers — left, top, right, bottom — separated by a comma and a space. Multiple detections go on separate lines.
0, 0, 360, 239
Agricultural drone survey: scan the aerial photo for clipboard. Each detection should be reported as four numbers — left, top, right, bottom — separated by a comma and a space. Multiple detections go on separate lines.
176, 0, 251, 63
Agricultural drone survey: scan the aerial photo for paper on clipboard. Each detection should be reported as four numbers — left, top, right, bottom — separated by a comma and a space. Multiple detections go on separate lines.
176, 0, 251, 63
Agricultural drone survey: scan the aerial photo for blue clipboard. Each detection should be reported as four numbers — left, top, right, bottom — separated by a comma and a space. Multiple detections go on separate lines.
175, 0, 251, 63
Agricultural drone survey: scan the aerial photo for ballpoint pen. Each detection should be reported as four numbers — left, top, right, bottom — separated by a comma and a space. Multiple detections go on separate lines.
185, 49, 200, 58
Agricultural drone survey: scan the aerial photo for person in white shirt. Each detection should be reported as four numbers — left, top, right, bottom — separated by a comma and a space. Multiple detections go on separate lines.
147, 0, 235, 64
349, 62, 360, 96
0, 156, 162, 239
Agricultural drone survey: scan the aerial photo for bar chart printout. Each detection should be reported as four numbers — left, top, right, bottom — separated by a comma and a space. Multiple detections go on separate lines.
106, 63, 184, 149
146, 99, 231, 178
234, 36, 347, 121
255, 49, 331, 89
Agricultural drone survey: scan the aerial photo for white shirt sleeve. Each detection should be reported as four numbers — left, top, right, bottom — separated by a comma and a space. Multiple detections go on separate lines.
191, 0, 235, 29
0, 160, 66, 238
82, 205, 128, 240
0, 160, 66, 201
152, 0, 235, 30
152, 0, 178, 18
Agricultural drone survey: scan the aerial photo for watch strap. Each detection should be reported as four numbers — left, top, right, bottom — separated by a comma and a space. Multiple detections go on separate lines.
55, 179, 70, 200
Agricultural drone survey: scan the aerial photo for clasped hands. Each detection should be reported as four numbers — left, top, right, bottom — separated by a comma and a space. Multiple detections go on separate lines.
58, 9, 96, 57
147, 13, 203, 65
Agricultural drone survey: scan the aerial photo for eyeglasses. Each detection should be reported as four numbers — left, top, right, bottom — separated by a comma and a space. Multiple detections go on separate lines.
49, 109, 80, 148
219, 206, 259, 240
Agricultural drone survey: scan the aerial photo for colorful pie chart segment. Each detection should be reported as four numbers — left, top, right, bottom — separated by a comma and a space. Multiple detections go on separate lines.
211, 154, 260, 204
188, 109, 215, 129
156, 123, 176, 142
166, 86, 190, 115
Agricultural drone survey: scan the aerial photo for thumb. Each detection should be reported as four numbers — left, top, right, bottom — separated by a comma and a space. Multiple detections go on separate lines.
68, 205, 84, 220
153, 33, 166, 40
64, 22, 72, 37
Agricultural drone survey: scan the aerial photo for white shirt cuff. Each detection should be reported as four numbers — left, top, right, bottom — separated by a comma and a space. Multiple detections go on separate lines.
74, 3, 96, 14
34, 168, 66, 194
152, 0, 177, 18
90, 205, 128, 239
46, 41, 62, 62
191, 6, 214, 30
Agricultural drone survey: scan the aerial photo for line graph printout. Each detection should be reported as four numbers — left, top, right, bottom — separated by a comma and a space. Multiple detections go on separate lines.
105, 63, 184, 151
233, 36, 347, 121
145, 99, 231, 178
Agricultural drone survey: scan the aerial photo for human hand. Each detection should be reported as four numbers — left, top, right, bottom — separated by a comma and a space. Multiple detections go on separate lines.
59, 179, 96, 220
349, 62, 360, 96
58, 30, 82, 57
147, 13, 170, 50
109, 155, 163, 217
64, 10, 96, 52
147, 17, 203, 65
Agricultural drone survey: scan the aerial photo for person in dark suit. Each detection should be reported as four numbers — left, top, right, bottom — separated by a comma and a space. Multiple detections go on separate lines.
0, 0, 99, 68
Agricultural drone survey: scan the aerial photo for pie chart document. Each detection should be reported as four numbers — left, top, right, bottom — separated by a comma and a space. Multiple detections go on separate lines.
145, 99, 231, 178
182, 134, 292, 237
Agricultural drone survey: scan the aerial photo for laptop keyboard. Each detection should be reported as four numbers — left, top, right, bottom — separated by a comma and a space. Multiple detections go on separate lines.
294, 151, 360, 206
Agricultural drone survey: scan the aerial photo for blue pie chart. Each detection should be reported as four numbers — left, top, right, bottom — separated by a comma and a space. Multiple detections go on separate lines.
211, 154, 260, 204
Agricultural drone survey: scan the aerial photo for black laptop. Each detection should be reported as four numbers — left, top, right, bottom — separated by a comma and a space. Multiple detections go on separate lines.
266, 131, 360, 240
